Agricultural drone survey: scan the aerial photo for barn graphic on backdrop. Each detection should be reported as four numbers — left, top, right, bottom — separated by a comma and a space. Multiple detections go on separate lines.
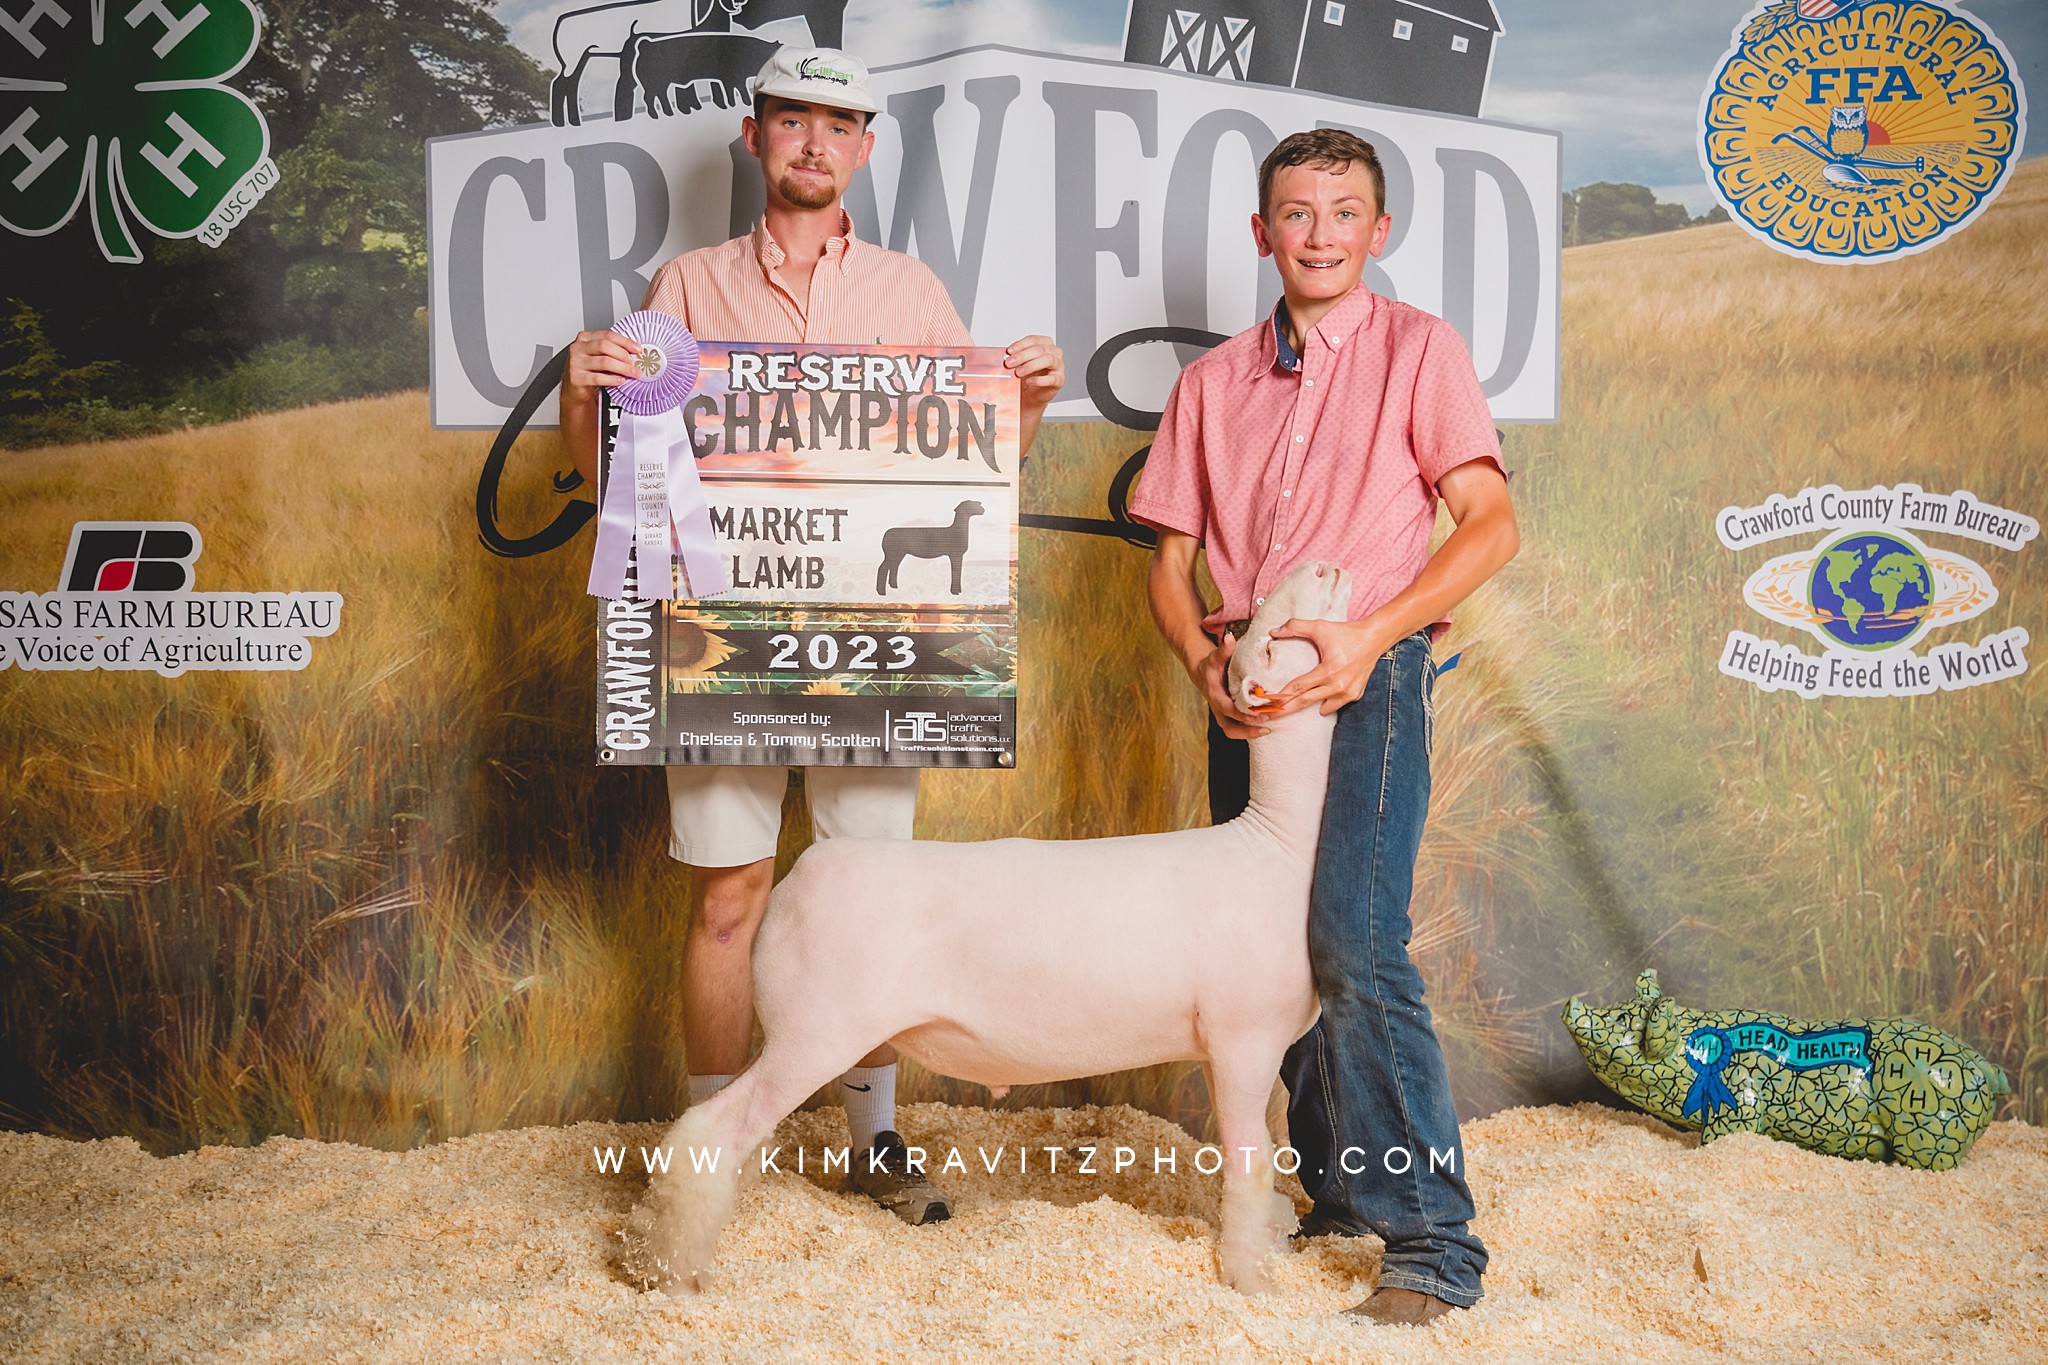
1120, 0, 1501, 118
548, 0, 849, 126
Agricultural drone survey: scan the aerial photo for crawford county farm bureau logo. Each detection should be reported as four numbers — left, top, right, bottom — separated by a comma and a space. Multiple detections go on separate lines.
1701, 0, 2026, 261
0, 523, 343, 675
0, 0, 276, 263
1716, 484, 2036, 698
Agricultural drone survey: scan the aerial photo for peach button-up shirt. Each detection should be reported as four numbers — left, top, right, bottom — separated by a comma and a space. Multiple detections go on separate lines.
640, 214, 972, 348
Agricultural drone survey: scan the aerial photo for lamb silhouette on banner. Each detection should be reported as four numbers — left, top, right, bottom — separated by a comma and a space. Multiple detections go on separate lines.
876, 499, 984, 597
623, 561, 1353, 1295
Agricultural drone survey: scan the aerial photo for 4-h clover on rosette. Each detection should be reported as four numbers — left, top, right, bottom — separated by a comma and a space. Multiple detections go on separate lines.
1, 0, 272, 264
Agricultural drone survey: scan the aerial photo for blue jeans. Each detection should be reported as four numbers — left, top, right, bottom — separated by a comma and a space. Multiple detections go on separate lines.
1208, 629, 1487, 1306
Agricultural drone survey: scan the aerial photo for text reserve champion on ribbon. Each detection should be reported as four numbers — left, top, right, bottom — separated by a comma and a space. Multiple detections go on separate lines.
587, 311, 731, 602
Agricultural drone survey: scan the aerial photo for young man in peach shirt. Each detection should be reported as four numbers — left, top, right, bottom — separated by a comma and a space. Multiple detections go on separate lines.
561, 47, 1062, 1225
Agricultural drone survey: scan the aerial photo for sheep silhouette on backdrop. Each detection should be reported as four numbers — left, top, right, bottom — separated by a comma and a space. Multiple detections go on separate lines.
875, 499, 984, 596
627, 31, 778, 117
549, 0, 854, 126
622, 560, 1352, 1296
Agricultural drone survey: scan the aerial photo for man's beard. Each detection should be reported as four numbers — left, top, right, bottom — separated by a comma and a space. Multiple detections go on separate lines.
776, 166, 837, 211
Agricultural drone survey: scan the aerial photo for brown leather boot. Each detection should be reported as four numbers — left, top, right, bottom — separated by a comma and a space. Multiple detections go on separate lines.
1344, 1286, 1462, 1326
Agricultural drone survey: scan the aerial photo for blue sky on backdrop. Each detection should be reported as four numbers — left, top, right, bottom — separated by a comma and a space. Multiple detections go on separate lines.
494, 0, 2043, 215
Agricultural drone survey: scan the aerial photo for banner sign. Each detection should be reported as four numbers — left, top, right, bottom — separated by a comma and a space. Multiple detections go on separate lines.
427, 43, 1561, 429
596, 342, 1019, 767
1683, 1021, 1873, 1121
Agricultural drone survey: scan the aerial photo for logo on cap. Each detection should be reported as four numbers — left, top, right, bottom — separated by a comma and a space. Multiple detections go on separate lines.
796, 56, 854, 87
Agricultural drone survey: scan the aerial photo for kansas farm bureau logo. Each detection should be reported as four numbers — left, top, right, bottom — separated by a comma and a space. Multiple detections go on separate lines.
1718, 483, 2035, 698
0, 0, 276, 263
1702, 0, 2026, 261
61, 521, 201, 591
1, 522, 342, 675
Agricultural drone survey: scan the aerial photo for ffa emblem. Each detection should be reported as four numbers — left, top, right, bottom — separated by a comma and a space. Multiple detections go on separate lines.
1701, 0, 2026, 261
0, 0, 275, 264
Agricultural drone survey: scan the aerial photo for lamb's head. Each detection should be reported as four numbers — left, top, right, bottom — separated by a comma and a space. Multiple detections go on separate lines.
1226, 561, 1352, 711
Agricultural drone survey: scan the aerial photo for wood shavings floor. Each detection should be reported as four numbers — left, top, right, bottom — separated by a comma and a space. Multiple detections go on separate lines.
2, 1102, 2042, 1363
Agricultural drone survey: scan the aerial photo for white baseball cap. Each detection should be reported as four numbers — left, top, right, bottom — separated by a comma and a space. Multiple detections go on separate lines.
753, 46, 879, 116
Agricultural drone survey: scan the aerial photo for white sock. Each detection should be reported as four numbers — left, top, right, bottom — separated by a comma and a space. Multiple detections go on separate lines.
688, 1073, 735, 1107
839, 1064, 896, 1151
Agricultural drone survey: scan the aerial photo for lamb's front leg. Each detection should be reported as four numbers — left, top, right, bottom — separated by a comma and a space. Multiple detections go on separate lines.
622, 1038, 866, 1292
1206, 1045, 1296, 1294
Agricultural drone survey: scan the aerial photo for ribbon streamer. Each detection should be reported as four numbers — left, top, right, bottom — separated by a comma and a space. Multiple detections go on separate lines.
1681, 1022, 1873, 1122
1682, 1028, 1740, 1121
587, 311, 729, 600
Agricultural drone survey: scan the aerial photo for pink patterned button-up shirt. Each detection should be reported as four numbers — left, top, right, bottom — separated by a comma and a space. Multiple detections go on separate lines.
1129, 285, 1504, 634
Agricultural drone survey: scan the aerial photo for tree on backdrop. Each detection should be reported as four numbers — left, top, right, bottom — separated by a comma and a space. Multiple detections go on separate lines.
1, 1, 546, 446
1563, 182, 1729, 248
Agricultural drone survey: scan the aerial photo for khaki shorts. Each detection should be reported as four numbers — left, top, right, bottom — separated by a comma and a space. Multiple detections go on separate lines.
665, 764, 919, 867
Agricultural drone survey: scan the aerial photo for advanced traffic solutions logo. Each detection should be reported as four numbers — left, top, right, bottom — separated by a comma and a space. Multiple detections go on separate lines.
1701, 0, 2026, 262
1718, 484, 2035, 698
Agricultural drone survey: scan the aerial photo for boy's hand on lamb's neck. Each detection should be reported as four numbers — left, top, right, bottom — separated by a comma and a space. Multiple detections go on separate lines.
1263, 616, 1401, 717
1193, 633, 1272, 740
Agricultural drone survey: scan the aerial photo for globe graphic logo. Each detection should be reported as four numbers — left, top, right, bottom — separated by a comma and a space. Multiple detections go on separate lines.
1807, 531, 1934, 650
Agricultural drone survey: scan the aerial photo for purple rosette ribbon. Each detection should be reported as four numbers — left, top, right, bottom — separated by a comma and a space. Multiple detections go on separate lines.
587, 310, 731, 602
611, 309, 699, 415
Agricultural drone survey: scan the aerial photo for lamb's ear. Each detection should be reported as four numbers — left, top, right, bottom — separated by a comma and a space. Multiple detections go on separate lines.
1325, 564, 1354, 620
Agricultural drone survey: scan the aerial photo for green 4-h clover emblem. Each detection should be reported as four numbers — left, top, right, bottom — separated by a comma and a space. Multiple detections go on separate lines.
1, 0, 272, 263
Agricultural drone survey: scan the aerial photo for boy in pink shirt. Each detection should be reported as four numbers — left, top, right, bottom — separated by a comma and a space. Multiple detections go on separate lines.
1132, 128, 1518, 1325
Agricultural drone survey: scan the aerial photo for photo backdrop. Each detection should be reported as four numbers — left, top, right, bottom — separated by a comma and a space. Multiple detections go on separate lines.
2, 0, 2041, 1153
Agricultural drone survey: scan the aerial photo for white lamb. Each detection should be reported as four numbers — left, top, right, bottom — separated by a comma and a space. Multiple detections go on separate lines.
623, 560, 1353, 1294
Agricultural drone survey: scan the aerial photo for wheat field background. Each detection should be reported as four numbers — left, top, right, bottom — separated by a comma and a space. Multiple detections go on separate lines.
1, 162, 2041, 1153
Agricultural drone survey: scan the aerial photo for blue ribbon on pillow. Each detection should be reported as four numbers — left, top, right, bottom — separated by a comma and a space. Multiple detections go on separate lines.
1683, 1022, 1873, 1121
1682, 1028, 1739, 1121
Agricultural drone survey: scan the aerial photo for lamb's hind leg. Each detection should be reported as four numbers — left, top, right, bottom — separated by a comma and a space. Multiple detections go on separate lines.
622, 1038, 865, 1292
1207, 1044, 1295, 1294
